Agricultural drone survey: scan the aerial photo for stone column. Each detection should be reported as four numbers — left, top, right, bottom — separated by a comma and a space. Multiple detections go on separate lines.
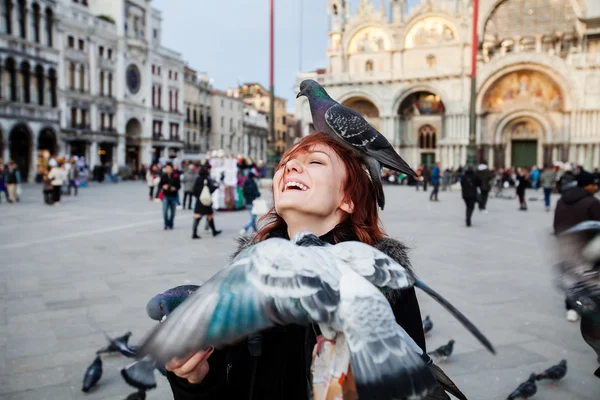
29, 139, 37, 183
488, 146, 494, 167
594, 144, 600, 169
89, 141, 98, 167
116, 135, 125, 165
141, 139, 152, 166
3, 139, 9, 163
535, 34, 543, 53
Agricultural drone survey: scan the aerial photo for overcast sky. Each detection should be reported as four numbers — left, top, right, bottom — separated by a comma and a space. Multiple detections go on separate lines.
153, 0, 421, 112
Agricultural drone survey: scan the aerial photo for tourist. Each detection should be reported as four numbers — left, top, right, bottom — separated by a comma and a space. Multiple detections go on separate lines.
42, 166, 54, 205
421, 165, 430, 191
429, 162, 440, 201
5, 160, 21, 203
158, 162, 180, 230
0, 163, 7, 204
516, 167, 529, 211
476, 162, 492, 213
553, 170, 600, 322
442, 168, 451, 191
165, 131, 435, 399
540, 164, 556, 212
111, 162, 119, 183
239, 172, 261, 235
67, 159, 79, 196
461, 167, 480, 227
530, 165, 540, 191
48, 159, 65, 205
191, 164, 221, 239
182, 164, 197, 210
146, 164, 158, 201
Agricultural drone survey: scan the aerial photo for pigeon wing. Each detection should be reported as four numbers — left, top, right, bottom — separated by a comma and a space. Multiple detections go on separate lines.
338, 273, 436, 400
325, 104, 416, 176
328, 240, 415, 289
137, 238, 340, 364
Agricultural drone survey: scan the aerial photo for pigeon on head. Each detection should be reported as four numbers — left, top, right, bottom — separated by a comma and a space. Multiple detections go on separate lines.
297, 79, 417, 209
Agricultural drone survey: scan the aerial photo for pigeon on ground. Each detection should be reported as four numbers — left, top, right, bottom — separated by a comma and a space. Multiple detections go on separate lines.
121, 355, 158, 391
429, 340, 455, 361
536, 359, 567, 382
297, 79, 416, 209
124, 390, 146, 400
423, 315, 433, 335
146, 285, 201, 322
138, 233, 494, 400
507, 374, 537, 399
98, 332, 137, 358
81, 355, 103, 392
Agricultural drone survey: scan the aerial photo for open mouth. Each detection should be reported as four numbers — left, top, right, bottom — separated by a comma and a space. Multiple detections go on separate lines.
283, 181, 309, 192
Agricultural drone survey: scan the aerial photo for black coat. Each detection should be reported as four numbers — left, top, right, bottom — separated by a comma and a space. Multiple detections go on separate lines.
159, 172, 181, 198
243, 178, 260, 205
554, 187, 600, 234
461, 171, 480, 200
167, 223, 427, 400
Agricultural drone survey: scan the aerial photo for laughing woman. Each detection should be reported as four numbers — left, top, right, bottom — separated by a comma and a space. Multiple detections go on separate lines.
166, 132, 453, 400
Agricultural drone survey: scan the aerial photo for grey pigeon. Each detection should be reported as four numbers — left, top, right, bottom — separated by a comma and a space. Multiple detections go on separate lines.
146, 285, 201, 322
507, 374, 537, 399
138, 233, 494, 400
81, 355, 102, 392
429, 340, 455, 361
97, 331, 134, 356
297, 79, 416, 209
423, 315, 433, 335
124, 390, 146, 400
121, 355, 158, 391
536, 359, 567, 382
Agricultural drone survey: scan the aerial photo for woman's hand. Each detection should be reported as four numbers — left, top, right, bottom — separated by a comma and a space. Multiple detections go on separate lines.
165, 347, 214, 384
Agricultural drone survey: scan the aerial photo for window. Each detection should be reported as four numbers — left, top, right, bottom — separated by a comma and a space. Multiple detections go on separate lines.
186, 131, 190, 144
174, 72, 178, 80
169, 90, 173, 111
221, 99, 224, 107
152, 64, 155, 74
35, 65, 44, 105
68, 36, 74, 48
79, 65, 85, 91
17, 0, 25, 39
81, 109, 87, 127
426, 54, 436, 68
157, 66, 161, 75
157, 86, 161, 108
71, 107, 77, 127
100, 112, 105, 130
109, 114, 114, 129
153, 28, 158, 38
45, 8, 53, 47
186, 107, 190, 122
152, 86, 155, 107
108, 73, 113, 96
82, 0, 88, 5
78, 38, 84, 51
174, 91, 178, 111
220, 116, 224, 128
193, 110, 197, 124
169, 70, 172, 79
229, 118, 233, 132
107, 48, 112, 59
32, 4, 41, 43
365, 60, 374, 72
282, 116, 287, 125
99, 70, 104, 95
99, 46, 104, 57
69, 62, 75, 89
21, 62, 30, 103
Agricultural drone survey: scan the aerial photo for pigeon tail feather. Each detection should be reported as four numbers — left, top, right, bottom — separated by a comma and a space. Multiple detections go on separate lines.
368, 145, 417, 178
428, 364, 468, 400
594, 366, 600, 379
415, 279, 496, 355
121, 357, 157, 391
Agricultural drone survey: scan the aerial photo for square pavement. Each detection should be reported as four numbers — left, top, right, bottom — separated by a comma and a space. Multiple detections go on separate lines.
0, 182, 598, 399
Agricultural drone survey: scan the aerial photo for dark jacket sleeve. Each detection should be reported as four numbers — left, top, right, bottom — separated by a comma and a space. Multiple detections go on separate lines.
167, 349, 230, 400
192, 177, 203, 197
391, 288, 426, 352
589, 198, 600, 221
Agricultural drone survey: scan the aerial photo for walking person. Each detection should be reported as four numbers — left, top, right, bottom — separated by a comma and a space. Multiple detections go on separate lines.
476, 162, 492, 213
461, 167, 480, 227
530, 165, 540, 191
5, 161, 21, 203
553, 170, 600, 322
182, 164, 197, 210
191, 165, 222, 239
67, 159, 79, 196
0, 163, 6, 204
146, 164, 157, 201
516, 167, 529, 211
239, 172, 261, 235
111, 162, 119, 183
421, 165, 430, 191
429, 162, 440, 201
158, 163, 181, 230
48, 160, 65, 205
442, 168, 451, 191
540, 164, 556, 212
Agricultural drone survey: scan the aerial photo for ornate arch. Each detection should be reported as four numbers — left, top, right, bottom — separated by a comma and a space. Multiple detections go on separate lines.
337, 89, 382, 112
342, 24, 393, 54
493, 110, 553, 145
391, 84, 448, 115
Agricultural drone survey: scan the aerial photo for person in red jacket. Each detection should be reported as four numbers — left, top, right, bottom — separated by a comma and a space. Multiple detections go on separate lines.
554, 170, 600, 321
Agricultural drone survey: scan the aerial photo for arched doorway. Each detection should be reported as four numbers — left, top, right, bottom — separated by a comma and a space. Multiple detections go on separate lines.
125, 118, 142, 168
418, 124, 437, 166
38, 128, 57, 155
9, 124, 32, 181
500, 117, 544, 168
341, 97, 380, 130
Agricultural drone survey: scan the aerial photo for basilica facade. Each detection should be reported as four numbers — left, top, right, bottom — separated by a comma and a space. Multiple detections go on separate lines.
295, 0, 600, 170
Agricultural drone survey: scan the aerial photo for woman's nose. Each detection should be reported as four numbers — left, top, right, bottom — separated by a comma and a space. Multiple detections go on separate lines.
285, 159, 303, 173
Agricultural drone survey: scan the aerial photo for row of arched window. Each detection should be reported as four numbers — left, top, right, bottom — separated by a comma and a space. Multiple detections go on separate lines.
418, 126, 437, 149
2, 58, 57, 106
1, 0, 54, 47
186, 107, 208, 128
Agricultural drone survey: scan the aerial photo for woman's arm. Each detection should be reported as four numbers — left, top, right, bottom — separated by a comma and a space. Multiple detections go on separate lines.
167, 349, 229, 400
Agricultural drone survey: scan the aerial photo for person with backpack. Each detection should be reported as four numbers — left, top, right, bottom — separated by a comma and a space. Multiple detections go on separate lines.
461, 167, 481, 227
239, 172, 262, 235
191, 165, 222, 239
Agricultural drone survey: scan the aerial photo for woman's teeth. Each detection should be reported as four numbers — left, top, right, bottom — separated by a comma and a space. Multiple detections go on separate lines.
284, 181, 308, 191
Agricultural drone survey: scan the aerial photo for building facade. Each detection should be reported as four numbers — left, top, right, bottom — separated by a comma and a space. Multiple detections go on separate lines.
296, 0, 600, 170
234, 82, 288, 155
243, 105, 267, 162
210, 89, 244, 155
1, 0, 59, 182
183, 65, 212, 157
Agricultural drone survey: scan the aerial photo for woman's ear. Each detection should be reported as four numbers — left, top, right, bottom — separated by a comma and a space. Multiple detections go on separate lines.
340, 198, 354, 214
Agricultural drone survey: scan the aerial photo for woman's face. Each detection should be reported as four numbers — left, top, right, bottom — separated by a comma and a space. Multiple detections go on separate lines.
273, 143, 352, 220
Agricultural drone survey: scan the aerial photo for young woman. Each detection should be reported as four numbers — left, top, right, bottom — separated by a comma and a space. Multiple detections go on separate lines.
516, 167, 530, 211
191, 165, 222, 239
165, 132, 449, 399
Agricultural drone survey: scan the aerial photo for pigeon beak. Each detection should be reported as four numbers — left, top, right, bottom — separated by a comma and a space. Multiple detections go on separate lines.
296, 91, 303, 99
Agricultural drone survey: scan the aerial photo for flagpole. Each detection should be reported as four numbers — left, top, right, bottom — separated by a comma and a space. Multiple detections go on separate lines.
467, 0, 479, 167
267, 0, 276, 177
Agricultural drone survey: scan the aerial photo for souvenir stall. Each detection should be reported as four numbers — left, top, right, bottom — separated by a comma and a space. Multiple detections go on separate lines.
208, 153, 245, 211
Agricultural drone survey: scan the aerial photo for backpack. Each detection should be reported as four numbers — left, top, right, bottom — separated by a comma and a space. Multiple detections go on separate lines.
199, 179, 212, 206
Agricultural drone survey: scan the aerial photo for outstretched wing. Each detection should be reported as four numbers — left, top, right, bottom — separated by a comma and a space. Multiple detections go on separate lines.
325, 104, 416, 177
328, 240, 415, 290
137, 238, 341, 364
338, 273, 436, 400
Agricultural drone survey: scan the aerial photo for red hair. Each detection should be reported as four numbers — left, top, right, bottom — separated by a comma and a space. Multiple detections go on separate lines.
255, 132, 385, 245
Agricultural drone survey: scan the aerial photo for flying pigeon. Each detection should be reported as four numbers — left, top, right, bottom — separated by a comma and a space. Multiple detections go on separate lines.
121, 355, 158, 391
423, 315, 433, 335
297, 79, 416, 209
146, 285, 201, 322
81, 355, 102, 392
536, 360, 567, 382
124, 390, 146, 400
138, 233, 494, 400
97, 331, 135, 356
507, 374, 537, 400
429, 340, 455, 361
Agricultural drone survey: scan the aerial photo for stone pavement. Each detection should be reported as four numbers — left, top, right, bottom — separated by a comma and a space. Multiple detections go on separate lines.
0, 182, 598, 400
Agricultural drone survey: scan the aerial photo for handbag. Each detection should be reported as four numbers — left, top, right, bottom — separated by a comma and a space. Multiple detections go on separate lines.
251, 199, 268, 216
158, 190, 164, 201
200, 180, 212, 206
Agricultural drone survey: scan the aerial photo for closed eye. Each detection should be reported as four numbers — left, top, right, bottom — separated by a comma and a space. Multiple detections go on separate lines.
310, 160, 323, 165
